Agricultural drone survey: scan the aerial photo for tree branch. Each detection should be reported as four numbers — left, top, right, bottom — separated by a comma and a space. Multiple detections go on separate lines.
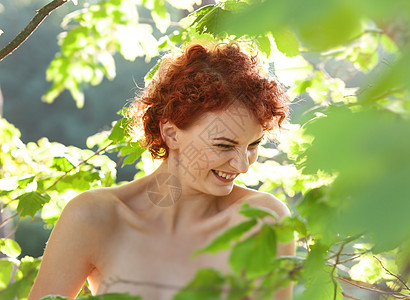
337, 276, 410, 299
373, 255, 410, 292
0, 0, 70, 62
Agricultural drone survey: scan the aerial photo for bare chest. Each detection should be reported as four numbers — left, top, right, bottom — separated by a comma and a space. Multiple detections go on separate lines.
90, 220, 232, 299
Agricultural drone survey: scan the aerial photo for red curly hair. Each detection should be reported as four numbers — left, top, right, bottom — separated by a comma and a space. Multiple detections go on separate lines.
128, 42, 288, 160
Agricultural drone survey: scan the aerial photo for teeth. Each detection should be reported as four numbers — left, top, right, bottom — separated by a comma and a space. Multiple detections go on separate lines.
215, 170, 236, 180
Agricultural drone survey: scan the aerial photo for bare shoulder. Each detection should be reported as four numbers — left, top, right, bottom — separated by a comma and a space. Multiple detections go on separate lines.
61, 188, 121, 232
28, 188, 122, 299
232, 185, 291, 221
246, 190, 291, 220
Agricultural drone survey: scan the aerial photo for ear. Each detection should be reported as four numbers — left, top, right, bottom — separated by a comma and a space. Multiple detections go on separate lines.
159, 120, 180, 150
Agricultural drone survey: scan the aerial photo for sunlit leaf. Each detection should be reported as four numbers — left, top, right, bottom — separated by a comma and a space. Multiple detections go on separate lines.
273, 27, 300, 57
0, 238, 22, 258
0, 260, 13, 290
51, 156, 75, 172
193, 219, 257, 256
256, 257, 304, 299
108, 118, 130, 143
0, 256, 41, 300
238, 203, 278, 220
17, 192, 51, 218
229, 224, 277, 278
17, 175, 35, 189
299, 243, 342, 300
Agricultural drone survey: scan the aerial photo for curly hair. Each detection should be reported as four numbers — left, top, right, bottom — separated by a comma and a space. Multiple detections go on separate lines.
128, 42, 289, 160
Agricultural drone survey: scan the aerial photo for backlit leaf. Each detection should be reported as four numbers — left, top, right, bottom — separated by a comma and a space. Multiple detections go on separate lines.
0, 238, 21, 258
238, 203, 278, 220
17, 192, 51, 218
229, 224, 277, 278
0, 260, 13, 290
194, 219, 257, 256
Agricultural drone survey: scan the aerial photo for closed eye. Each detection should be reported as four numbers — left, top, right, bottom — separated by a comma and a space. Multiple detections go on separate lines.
214, 144, 234, 149
248, 140, 262, 148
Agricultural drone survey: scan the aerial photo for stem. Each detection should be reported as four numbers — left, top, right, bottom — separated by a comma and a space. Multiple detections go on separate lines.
0, 0, 69, 61
44, 141, 114, 192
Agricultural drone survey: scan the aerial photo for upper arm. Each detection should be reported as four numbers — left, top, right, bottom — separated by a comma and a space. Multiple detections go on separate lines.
29, 190, 115, 300
241, 192, 295, 300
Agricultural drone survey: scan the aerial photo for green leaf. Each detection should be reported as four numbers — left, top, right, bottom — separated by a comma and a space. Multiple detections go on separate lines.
303, 107, 410, 250
0, 260, 13, 289
255, 34, 272, 57
274, 217, 295, 244
173, 268, 225, 300
273, 27, 300, 57
0, 256, 41, 300
188, 5, 216, 28
362, 47, 410, 103
86, 131, 110, 149
220, 0, 362, 50
297, 187, 336, 245
299, 243, 342, 300
17, 192, 51, 218
51, 156, 75, 172
396, 240, 410, 281
256, 257, 304, 300
17, 175, 35, 189
193, 6, 231, 38
238, 203, 278, 220
108, 118, 130, 143
226, 274, 252, 300
0, 238, 22, 258
144, 58, 162, 83
194, 219, 257, 256
229, 224, 277, 278
294, 1, 362, 50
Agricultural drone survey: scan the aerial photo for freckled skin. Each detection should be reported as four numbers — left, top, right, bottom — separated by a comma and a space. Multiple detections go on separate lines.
28, 104, 295, 300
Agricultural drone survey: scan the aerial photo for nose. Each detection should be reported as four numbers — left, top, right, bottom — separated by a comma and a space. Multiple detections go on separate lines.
229, 148, 250, 173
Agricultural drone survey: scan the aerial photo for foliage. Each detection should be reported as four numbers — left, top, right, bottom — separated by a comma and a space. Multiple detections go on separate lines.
1, 0, 410, 299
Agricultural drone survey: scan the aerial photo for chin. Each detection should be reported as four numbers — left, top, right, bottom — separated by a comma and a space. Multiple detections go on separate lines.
209, 184, 234, 197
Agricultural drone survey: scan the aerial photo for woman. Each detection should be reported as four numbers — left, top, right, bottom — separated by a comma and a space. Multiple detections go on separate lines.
29, 42, 294, 299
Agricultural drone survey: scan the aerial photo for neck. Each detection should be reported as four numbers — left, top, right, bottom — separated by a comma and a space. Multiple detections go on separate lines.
144, 160, 221, 234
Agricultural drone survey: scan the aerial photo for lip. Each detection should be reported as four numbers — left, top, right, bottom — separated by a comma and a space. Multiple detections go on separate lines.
211, 169, 237, 182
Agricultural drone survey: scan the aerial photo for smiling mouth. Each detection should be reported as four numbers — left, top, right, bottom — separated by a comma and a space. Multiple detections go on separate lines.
211, 169, 238, 181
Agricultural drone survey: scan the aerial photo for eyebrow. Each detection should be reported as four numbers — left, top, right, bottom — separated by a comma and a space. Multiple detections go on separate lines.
212, 134, 265, 145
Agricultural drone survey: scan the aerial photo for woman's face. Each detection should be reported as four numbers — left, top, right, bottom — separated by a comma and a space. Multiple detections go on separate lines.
173, 102, 264, 196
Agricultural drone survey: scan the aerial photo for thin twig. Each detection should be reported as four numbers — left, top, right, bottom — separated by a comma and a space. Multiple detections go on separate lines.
0, 0, 69, 61
373, 255, 410, 292
44, 141, 114, 192
337, 253, 368, 265
5, 216, 20, 239
0, 212, 20, 229
331, 241, 346, 299
337, 276, 410, 299
341, 292, 361, 300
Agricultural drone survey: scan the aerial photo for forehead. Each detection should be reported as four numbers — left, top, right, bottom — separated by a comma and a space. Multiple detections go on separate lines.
191, 102, 263, 140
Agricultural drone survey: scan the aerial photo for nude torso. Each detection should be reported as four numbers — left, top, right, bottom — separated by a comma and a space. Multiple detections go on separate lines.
86, 178, 251, 300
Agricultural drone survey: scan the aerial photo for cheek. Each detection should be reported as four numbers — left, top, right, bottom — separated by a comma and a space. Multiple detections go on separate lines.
249, 148, 259, 165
